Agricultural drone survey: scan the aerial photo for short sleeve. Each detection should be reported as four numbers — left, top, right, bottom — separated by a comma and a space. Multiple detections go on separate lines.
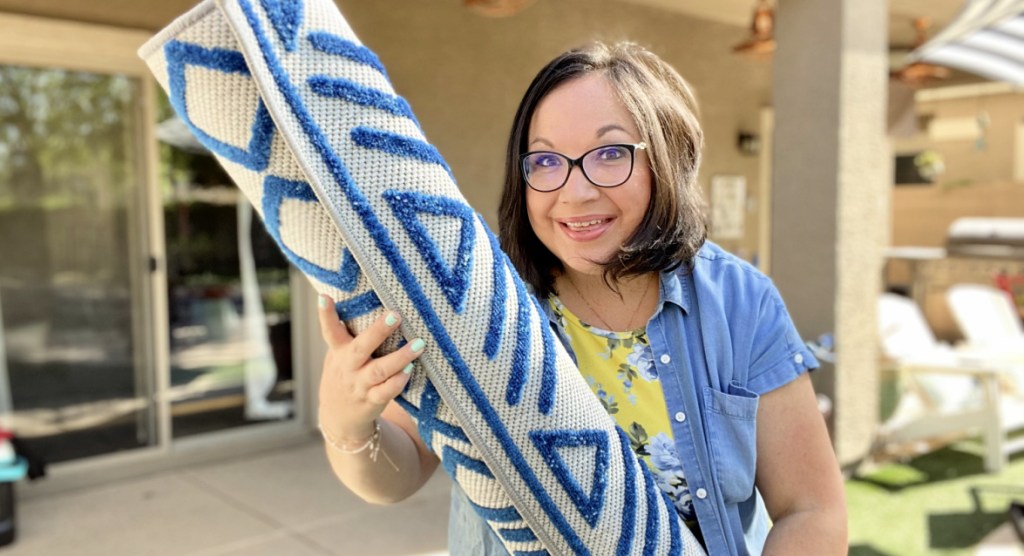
745, 282, 818, 395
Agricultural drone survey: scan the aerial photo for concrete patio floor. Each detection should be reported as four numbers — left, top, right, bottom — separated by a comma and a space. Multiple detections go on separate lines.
2, 437, 451, 555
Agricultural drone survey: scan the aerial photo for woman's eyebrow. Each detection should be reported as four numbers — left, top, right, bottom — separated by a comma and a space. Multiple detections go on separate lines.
528, 124, 627, 149
596, 124, 628, 138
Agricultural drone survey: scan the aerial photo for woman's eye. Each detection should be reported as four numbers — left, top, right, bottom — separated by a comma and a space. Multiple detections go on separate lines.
595, 146, 627, 161
533, 154, 562, 168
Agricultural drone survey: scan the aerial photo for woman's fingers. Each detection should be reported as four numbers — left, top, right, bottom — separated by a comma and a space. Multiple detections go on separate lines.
317, 295, 352, 348
348, 309, 404, 361
318, 297, 403, 357
364, 339, 426, 405
316, 292, 426, 405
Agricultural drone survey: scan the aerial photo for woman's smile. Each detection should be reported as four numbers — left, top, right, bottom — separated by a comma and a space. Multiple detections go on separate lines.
558, 215, 615, 240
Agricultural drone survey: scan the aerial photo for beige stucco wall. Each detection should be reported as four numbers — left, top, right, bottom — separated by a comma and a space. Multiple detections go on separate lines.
891, 91, 1024, 248
336, 0, 772, 259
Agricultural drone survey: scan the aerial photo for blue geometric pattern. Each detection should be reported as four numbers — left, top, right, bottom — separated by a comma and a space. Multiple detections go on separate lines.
307, 31, 388, 76
614, 427, 640, 556
233, 6, 589, 542
351, 126, 453, 180
468, 498, 526, 524
481, 220, 507, 361
532, 295, 558, 415
164, 40, 275, 172
260, 175, 381, 319
500, 527, 539, 542
505, 255, 532, 407
530, 430, 611, 527
382, 190, 475, 313
394, 379, 469, 453
308, 75, 417, 120
259, 0, 302, 51
442, 445, 494, 480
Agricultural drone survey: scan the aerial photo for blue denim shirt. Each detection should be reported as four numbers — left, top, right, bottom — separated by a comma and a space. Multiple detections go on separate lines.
448, 241, 818, 555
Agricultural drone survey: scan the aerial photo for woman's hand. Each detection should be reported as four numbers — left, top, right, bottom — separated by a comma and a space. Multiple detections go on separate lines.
317, 294, 425, 444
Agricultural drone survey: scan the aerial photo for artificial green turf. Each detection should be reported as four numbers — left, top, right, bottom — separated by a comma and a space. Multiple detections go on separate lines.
847, 442, 1024, 555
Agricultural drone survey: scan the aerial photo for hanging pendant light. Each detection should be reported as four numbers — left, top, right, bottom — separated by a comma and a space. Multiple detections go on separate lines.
890, 17, 951, 87
733, 0, 776, 57
464, 0, 537, 17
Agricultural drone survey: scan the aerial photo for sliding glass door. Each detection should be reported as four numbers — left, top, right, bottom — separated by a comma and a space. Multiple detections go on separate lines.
0, 64, 156, 463
0, 15, 299, 467
157, 108, 295, 438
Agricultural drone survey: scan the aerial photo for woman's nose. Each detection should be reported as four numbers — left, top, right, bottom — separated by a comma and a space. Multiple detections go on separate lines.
559, 165, 599, 202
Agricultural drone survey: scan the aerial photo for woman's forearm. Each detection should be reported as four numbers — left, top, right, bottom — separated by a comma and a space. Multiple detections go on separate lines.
323, 414, 437, 504
761, 506, 848, 555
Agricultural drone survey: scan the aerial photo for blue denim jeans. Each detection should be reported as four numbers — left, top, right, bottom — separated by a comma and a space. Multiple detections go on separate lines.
447, 483, 508, 555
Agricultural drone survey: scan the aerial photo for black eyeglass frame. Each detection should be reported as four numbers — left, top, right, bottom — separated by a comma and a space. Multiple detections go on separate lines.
520, 142, 648, 192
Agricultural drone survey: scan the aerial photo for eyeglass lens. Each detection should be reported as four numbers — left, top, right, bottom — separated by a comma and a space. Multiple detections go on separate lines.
523, 144, 635, 191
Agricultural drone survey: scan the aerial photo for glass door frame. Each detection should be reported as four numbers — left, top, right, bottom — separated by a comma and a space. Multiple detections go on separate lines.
0, 12, 312, 492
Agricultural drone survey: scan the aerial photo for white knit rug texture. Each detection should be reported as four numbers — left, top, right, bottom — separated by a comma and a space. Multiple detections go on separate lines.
139, 1, 703, 554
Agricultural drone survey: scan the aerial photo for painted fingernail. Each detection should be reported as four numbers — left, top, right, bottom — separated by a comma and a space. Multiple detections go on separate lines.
410, 338, 426, 353
402, 363, 414, 375
385, 313, 398, 327
317, 295, 327, 309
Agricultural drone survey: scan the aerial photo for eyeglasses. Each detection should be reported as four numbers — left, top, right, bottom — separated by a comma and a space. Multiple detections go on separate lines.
521, 142, 647, 192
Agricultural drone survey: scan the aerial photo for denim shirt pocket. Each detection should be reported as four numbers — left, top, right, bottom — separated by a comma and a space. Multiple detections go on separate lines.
702, 381, 759, 504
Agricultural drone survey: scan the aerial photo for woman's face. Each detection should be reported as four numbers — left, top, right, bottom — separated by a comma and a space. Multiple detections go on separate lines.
525, 73, 652, 277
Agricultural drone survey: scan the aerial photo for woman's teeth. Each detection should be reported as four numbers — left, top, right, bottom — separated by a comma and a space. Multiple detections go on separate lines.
565, 219, 607, 230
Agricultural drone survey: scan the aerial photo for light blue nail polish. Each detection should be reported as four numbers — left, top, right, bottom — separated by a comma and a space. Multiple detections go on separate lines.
385, 313, 397, 327
402, 363, 414, 375
410, 338, 426, 353
317, 295, 327, 309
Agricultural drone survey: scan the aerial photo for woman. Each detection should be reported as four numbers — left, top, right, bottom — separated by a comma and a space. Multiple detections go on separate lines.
317, 41, 847, 555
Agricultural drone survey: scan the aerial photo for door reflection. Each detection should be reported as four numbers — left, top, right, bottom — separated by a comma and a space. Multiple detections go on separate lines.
159, 117, 294, 439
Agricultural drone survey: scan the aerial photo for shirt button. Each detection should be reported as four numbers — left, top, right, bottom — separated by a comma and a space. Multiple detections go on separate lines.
695, 488, 708, 500
794, 353, 804, 364
674, 412, 686, 423
660, 354, 671, 364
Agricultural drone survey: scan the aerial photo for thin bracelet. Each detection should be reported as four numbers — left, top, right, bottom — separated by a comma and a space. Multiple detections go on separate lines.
320, 420, 399, 471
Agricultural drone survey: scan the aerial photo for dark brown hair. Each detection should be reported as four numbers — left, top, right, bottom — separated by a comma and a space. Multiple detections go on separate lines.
498, 41, 708, 298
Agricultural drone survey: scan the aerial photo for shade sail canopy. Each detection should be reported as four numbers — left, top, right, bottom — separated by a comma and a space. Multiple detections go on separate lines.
908, 0, 1024, 85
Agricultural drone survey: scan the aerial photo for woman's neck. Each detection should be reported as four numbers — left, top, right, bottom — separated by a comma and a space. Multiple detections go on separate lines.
555, 270, 660, 332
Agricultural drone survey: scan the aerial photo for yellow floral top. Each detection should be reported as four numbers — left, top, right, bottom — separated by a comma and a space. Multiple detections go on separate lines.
549, 297, 697, 522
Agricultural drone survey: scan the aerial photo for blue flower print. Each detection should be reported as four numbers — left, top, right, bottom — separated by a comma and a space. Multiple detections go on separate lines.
626, 341, 658, 381
649, 433, 680, 473
588, 380, 619, 415
648, 433, 695, 518
615, 363, 640, 406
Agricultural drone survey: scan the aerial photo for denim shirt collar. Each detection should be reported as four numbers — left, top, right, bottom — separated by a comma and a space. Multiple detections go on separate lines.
658, 265, 691, 315
539, 266, 692, 327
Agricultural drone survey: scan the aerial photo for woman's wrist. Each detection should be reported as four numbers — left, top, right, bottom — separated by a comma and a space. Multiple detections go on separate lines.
319, 416, 400, 471
318, 407, 377, 445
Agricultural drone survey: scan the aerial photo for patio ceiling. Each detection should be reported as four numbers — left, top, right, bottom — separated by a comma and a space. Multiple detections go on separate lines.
620, 0, 968, 52
0, 0, 971, 46
0, 0, 1002, 85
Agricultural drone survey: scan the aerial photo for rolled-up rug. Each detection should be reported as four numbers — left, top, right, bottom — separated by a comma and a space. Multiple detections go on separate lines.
139, 1, 704, 554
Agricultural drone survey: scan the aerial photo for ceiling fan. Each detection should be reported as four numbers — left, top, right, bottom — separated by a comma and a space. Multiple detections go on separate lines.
889, 17, 952, 87
463, 0, 537, 17
733, 0, 776, 57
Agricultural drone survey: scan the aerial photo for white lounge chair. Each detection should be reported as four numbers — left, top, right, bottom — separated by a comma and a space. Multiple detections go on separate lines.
947, 283, 1024, 387
875, 293, 1024, 472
